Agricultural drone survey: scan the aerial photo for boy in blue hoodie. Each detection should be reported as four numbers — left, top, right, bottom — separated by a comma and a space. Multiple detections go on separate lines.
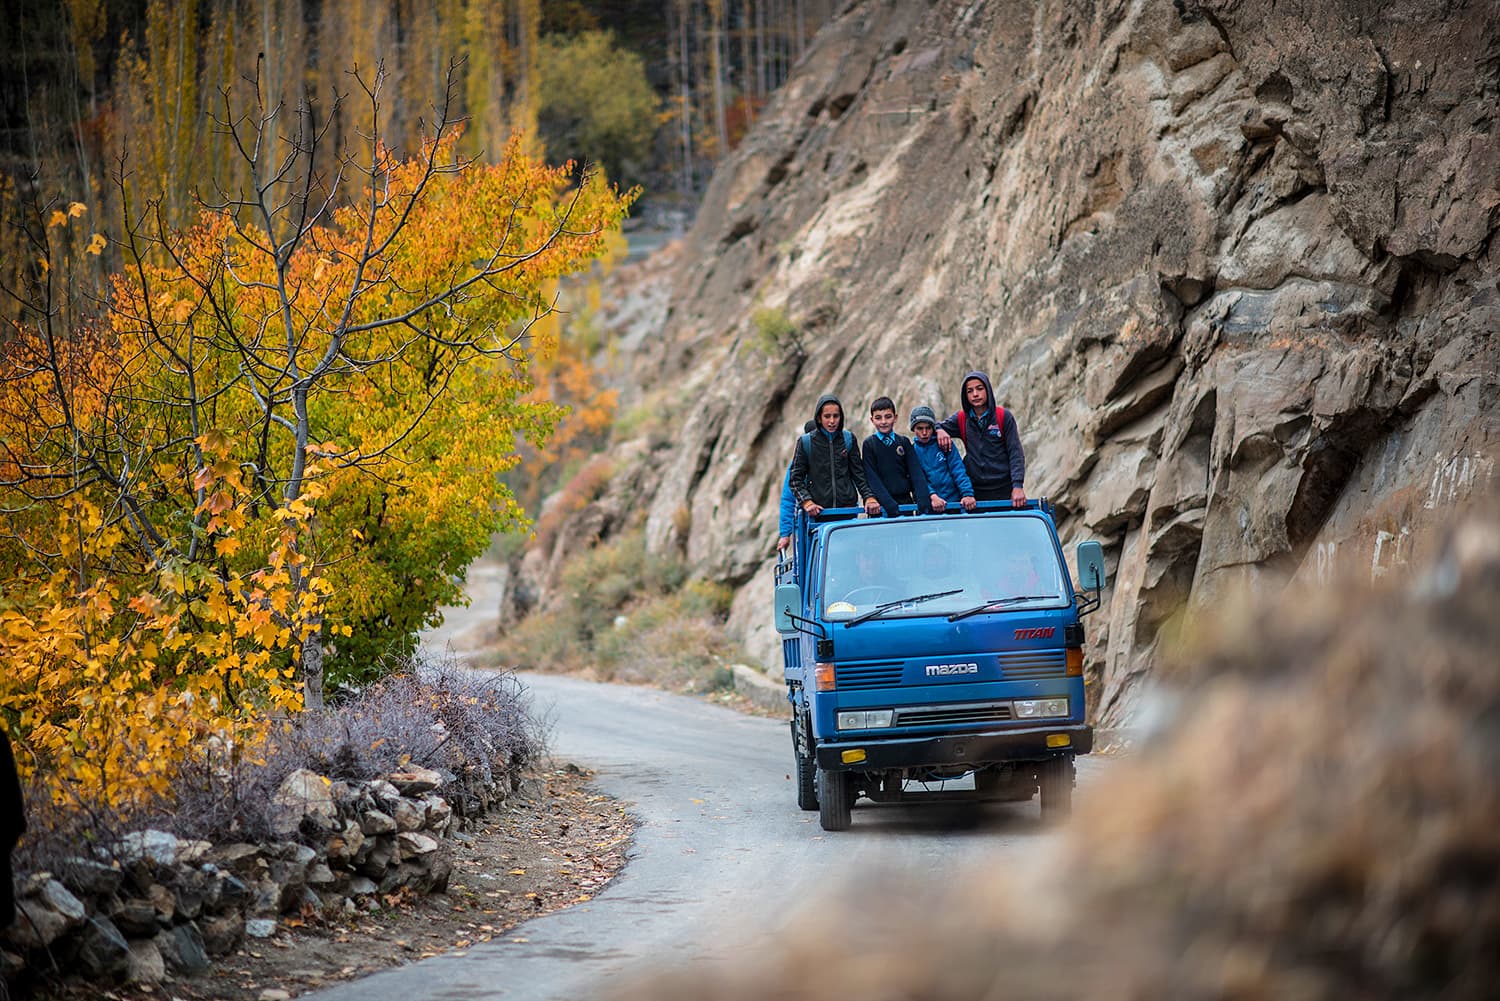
909, 405, 977, 512
777, 420, 817, 552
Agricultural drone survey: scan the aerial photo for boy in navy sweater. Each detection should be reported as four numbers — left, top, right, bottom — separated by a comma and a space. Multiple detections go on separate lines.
862, 396, 938, 517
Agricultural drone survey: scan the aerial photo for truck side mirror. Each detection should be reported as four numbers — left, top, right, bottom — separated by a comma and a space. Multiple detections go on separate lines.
1076, 540, 1107, 591
774, 583, 801, 634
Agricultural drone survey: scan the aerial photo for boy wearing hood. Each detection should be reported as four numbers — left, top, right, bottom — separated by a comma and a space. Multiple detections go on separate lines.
910, 405, 977, 512
935, 371, 1027, 506
789, 395, 882, 517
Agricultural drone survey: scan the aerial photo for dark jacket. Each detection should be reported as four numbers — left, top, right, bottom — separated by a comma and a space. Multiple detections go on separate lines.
2, 727, 24, 928
938, 371, 1026, 497
789, 395, 874, 509
862, 432, 932, 515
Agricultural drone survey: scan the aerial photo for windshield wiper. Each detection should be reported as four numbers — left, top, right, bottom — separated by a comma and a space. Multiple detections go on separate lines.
846, 589, 964, 626
946, 594, 1060, 622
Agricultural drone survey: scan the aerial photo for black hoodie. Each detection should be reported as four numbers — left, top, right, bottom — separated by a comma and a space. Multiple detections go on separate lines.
938, 371, 1026, 498
788, 394, 874, 508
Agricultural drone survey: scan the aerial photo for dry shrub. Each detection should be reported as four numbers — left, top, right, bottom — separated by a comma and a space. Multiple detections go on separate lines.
13, 655, 542, 873
593, 581, 737, 690
532, 454, 615, 555
500, 531, 742, 693
613, 513, 1500, 1001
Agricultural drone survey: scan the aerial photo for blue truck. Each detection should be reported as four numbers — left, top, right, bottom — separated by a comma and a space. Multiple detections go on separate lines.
774, 500, 1108, 831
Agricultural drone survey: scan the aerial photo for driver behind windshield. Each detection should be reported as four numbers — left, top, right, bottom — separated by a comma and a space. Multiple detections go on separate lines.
826, 546, 903, 611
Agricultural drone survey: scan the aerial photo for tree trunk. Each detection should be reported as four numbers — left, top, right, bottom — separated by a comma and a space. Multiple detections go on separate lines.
302, 624, 326, 711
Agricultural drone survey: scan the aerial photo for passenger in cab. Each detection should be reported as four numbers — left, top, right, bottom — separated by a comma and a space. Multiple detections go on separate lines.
935, 371, 1027, 507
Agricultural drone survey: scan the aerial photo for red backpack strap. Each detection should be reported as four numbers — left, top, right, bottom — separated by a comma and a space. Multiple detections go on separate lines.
957, 410, 966, 441
995, 405, 1005, 431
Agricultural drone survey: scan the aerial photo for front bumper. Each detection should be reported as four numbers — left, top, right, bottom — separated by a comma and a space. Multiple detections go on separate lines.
814, 723, 1093, 771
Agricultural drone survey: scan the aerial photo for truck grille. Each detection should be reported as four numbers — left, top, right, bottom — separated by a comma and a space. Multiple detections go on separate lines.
998, 650, 1067, 680
835, 662, 904, 689
895, 701, 1013, 727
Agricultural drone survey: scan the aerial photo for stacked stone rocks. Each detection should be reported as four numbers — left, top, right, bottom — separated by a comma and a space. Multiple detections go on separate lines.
1, 763, 506, 989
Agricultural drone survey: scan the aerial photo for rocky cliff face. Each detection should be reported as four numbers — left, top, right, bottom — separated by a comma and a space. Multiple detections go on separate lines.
575, 0, 1499, 726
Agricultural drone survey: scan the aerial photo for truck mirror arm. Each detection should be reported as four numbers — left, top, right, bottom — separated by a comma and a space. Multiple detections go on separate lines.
781, 608, 829, 639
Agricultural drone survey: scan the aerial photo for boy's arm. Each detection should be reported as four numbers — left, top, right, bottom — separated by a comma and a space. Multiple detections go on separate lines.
777, 466, 797, 545
904, 439, 934, 513
948, 447, 977, 509
861, 437, 900, 516
789, 438, 815, 508
935, 411, 961, 451
1003, 410, 1027, 505
849, 436, 882, 515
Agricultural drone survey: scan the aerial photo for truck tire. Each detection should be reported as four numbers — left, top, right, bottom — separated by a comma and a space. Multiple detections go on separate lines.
975, 766, 1035, 802
1038, 756, 1074, 821
817, 767, 852, 831
796, 749, 818, 811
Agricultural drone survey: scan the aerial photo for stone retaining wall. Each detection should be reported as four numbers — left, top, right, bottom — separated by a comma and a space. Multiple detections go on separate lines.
1, 761, 518, 990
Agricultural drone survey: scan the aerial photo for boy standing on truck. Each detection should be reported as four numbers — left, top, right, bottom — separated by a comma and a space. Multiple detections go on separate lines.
861, 396, 938, 517
909, 405, 977, 513
777, 420, 817, 552
790, 394, 882, 518
935, 371, 1027, 506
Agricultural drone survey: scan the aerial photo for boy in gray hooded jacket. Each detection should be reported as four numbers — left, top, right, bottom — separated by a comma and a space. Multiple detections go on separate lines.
935, 371, 1027, 506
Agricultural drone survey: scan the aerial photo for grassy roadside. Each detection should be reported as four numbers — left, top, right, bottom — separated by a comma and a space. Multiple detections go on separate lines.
478, 527, 758, 703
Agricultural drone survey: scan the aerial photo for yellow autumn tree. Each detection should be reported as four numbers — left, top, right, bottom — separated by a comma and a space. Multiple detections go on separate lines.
0, 61, 633, 805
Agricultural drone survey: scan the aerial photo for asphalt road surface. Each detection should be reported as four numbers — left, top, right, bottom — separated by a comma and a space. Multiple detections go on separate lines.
306, 669, 1099, 1001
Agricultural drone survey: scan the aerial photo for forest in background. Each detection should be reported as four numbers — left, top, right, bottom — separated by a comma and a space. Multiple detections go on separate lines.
2, 0, 840, 266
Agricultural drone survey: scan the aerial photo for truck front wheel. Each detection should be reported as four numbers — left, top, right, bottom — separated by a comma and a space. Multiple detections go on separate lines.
1038, 756, 1074, 821
817, 767, 852, 831
796, 748, 818, 811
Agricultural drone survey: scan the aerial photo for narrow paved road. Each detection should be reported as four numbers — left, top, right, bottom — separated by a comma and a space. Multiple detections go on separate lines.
307, 668, 1097, 1001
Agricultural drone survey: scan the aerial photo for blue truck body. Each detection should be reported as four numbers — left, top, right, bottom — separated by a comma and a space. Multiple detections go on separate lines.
774, 500, 1108, 830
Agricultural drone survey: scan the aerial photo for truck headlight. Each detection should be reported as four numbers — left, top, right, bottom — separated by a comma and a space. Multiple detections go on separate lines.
1013, 698, 1069, 718
837, 709, 894, 730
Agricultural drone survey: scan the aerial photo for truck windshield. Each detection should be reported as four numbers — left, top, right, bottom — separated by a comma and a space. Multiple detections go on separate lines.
820, 516, 1068, 621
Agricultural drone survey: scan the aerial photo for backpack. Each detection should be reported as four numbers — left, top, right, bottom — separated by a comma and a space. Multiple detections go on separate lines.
799, 429, 855, 461
956, 406, 1005, 443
